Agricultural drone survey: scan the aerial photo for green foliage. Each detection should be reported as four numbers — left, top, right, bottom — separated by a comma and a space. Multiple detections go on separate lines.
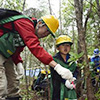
95, 88, 100, 100
62, 0, 75, 29
1, 0, 24, 11
85, 98, 87, 100
61, 0, 100, 55
68, 52, 84, 66
1, 0, 100, 99
68, 52, 84, 62
36, 0, 49, 15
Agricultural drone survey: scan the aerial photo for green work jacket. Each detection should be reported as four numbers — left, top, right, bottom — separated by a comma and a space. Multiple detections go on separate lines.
50, 52, 77, 100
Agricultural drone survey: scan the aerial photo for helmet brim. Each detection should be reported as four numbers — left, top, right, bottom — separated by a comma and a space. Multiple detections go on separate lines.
56, 42, 73, 47
46, 26, 55, 38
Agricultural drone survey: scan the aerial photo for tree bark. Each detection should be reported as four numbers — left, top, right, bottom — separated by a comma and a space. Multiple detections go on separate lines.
74, 0, 96, 100
96, 0, 100, 18
22, 0, 26, 12
95, 0, 100, 46
59, 0, 62, 34
48, 0, 52, 15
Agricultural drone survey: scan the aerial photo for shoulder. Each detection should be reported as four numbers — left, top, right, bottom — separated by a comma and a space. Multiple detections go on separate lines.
14, 18, 34, 27
14, 18, 35, 32
91, 55, 95, 60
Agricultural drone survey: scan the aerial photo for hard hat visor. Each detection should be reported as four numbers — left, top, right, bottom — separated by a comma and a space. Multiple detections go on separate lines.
41, 15, 59, 38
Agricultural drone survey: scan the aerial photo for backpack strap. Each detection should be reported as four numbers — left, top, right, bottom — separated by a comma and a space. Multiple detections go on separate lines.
0, 23, 16, 33
0, 14, 32, 35
0, 22, 17, 40
31, 17, 37, 28
0, 14, 31, 24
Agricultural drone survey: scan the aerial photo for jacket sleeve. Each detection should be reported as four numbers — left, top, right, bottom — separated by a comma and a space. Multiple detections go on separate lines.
14, 18, 53, 65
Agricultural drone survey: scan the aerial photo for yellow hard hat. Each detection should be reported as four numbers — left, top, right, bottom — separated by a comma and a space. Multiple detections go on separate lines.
97, 69, 100, 73
47, 70, 50, 74
88, 55, 91, 62
41, 15, 59, 38
88, 55, 91, 59
56, 35, 73, 46
41, 70, 46, 74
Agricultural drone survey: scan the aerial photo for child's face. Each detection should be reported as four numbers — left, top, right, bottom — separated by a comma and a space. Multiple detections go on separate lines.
57, 43, 71, 55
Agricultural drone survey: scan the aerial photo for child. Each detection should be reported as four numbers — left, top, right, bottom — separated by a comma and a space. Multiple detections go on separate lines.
50, 35, 77, 100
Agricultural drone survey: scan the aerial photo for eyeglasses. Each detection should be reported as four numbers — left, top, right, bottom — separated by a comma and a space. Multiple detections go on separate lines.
40, 23, 46, 27
41, 23, 50, 33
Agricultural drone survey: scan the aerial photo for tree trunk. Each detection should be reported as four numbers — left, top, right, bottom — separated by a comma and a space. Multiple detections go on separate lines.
86, 74, 96, 100
95, 0, 100, 46
72, 22, 76, 52
22, 0, 26, 12
74, 0, 84, 98
23, 47, 29, 100
48, 0, 52, 15
96, 0, 100, 18
74, 0, 96, 100
59, 0, 62, 34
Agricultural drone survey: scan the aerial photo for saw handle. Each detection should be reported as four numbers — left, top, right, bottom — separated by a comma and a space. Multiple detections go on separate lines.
71, 81, 76, 89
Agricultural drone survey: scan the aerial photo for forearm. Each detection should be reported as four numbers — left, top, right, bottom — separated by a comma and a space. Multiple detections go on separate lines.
49, 60, 57, 68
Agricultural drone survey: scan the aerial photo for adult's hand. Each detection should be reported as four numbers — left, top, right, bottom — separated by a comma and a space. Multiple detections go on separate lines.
54, 64, 73, 80
49, 61, 74, 81
16, 62, 24, 78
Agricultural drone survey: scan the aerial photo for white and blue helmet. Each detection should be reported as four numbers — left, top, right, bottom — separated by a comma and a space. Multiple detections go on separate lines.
94, 48, 99, 55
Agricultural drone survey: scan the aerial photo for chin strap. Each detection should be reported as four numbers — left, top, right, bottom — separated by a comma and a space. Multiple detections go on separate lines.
35, 24, 39, 37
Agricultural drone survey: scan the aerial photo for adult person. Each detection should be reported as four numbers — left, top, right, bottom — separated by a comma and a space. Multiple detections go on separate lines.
0, 13, 75, 100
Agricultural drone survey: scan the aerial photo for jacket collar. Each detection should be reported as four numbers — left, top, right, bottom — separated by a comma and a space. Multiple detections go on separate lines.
53, 52, 70, 64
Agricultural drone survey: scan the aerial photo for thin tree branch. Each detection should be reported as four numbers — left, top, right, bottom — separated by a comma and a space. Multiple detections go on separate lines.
84, 0, 92, 31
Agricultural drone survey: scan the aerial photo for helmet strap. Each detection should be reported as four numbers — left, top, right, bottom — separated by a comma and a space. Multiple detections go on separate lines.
35, 23, 39, 37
